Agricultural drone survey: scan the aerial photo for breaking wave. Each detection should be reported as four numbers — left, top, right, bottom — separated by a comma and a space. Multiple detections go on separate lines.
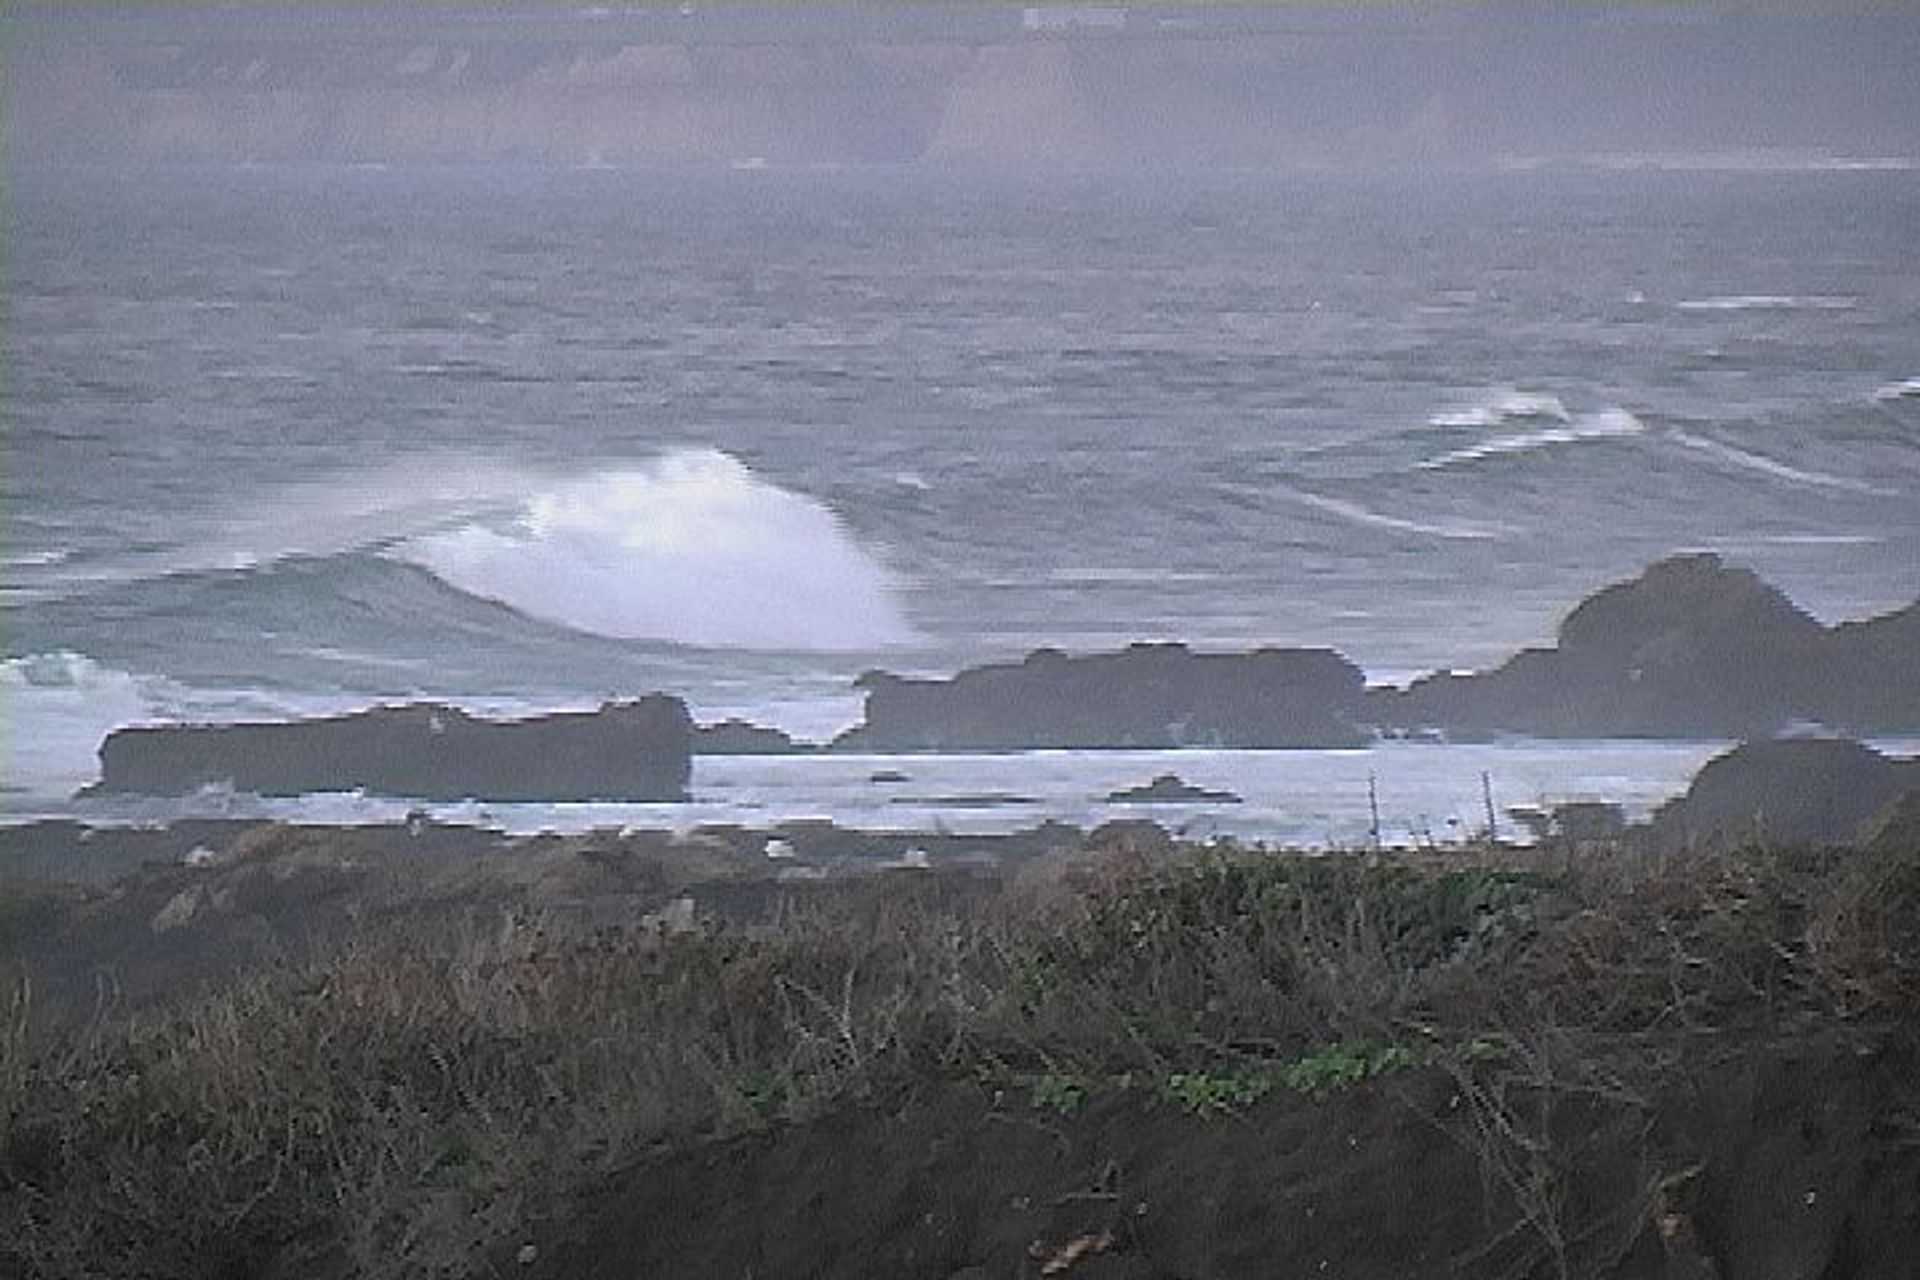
403, 450, 917, 651
1875, 377, 1920, 401
1428, 388, 1570, 429
1418, 408, 1646, 471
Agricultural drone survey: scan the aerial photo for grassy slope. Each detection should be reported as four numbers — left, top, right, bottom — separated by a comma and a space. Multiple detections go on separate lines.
2, 830, 1917, 1278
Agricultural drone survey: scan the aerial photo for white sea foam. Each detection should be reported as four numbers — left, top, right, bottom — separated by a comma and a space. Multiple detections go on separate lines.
1, 652, 163, 796
2, 651, 152, 707
0, 652, 377, 801
23, 744, 1731, 846
1, 548, 75, 569
1874, 377, 1920, 401
1428, 388, 1570, 429
404, 449, 917, 651
1676, 295, 1857, 312
1418, 408, 1645, 471
1667, 431, 1889, 495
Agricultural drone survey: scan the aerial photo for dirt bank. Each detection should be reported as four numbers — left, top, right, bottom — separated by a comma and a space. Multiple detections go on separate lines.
521, 1032, 1917, 1280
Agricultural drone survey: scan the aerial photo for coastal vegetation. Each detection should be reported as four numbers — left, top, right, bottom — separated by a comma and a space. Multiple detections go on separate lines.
1, 823, 1916, 1278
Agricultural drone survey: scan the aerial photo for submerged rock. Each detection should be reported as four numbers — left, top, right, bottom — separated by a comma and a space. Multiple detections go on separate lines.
89, 697, 693, 802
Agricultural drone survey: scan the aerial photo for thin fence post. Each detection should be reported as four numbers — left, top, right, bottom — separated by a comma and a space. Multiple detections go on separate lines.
1368, 772, 1382, 853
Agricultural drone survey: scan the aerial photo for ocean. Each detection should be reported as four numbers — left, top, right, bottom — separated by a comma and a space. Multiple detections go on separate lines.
8, 163, 1919, 839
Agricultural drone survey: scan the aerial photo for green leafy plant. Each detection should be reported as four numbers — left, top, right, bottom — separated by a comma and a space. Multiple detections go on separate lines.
1027, 1071, 1092, 1115
1279, 1041, 1424, 1098
1157, 1069, 1273, 1116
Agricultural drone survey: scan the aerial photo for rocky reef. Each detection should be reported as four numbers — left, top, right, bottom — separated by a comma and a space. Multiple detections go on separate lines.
1106, 773, 1243, 804
1642, 737, 1920, 849
89, 697, 692, 802
692, 719, 809, 755
837, 644, 1369, 751
1373, 553, 1920, 740
838, 555, 1919, 751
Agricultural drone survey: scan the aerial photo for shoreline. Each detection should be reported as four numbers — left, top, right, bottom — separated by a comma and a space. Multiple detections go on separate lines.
5, 738, 1746, 843
14, 737, 1920, 849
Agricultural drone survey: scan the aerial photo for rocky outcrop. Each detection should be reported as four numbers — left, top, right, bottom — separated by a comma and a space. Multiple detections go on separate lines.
1106, 773, 1242, 804
1824, 600, 1920, 734
1644, 738, 1920, 848
837, 644, 1368, 751
1373, 554, 1920, 739
693, 719, 809, 755
90, 698, 693, 802
831, 558, 1916, 751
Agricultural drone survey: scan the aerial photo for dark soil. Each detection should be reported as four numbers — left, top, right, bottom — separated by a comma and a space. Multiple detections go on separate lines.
520, 1035, 1920, 1280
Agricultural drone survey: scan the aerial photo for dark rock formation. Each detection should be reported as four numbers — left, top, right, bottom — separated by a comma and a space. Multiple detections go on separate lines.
1644, 738, 1920, 848
830, 559, 1915, 751
1824, 599, 1920, 734
838, 644, 1368, 751
1374, 554, 1920, 739
1507, 800, 1628, 847
1106, 773, 1243, 804
693, 719, 809, 755
90, 698, 693, 802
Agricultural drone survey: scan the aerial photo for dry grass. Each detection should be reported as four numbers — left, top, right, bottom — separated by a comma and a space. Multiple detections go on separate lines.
1, 833, 1915, 1278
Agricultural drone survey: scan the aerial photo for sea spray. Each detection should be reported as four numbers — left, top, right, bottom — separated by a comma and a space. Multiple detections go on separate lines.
1427, 388, 1571, 429
404, 449, 917, 651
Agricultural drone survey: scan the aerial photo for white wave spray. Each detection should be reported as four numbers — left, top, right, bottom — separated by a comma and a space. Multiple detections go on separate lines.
1418, 408, 1645, 470
1428, 388, 1570, 429
1676, 294, 1857, 312
403, 449, 917, 651
2, 652, 165, 798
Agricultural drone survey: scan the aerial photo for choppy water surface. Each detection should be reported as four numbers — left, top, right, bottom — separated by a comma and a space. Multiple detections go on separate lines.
8, 165, 1919, 829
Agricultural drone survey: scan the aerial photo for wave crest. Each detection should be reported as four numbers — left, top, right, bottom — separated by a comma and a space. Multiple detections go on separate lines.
403, 450, 917, 652
1676, 294, 1857, 312
1667, 431, 1889, 495
1428, 388, 1570, 429
1419, 408, 1645, 471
